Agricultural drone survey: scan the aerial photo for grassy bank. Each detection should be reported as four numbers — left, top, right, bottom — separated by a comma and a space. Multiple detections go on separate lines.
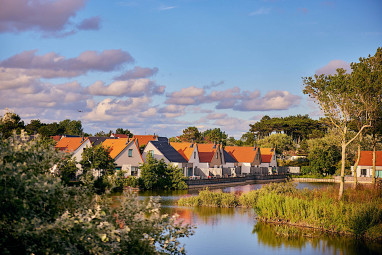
178, 182, 382, 240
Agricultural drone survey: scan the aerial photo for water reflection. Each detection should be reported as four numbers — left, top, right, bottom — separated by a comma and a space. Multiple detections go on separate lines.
113, 182, 380, 255
253, 222, 382, 255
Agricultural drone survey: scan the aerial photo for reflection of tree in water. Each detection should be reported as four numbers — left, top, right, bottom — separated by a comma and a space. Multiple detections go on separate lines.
252, 222, 382, 255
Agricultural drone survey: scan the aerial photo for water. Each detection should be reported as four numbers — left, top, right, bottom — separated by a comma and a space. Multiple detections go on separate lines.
124, 182, 382, 255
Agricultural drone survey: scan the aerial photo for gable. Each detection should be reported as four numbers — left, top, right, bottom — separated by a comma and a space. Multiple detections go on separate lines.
359, 151, 382, 167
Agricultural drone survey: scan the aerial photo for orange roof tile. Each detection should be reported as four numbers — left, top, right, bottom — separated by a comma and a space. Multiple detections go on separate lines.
198, 144, 219, 163
170, 142, 195, 161
55, 137, 87, 153
260, 148, 275, 163
225, 146, 257, 163
51, 135, 62, 142
112, 134, 129, 138
102, 138, 130, 159
358, 151, 382, 166
133, 135, 157, 147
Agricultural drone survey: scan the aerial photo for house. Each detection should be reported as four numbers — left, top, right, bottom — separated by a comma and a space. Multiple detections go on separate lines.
196, 143, 226, 177
110, 133, 129, 138
225, 146, 261, 175
132, 135, 158, 148
142, 141, 191, 175
55, 137, 88, 154
353, 151, 382, 178
259, 148, 278, 168
170, 142, 200, 177
70, 137, 118, 165
102, 138, 143, 176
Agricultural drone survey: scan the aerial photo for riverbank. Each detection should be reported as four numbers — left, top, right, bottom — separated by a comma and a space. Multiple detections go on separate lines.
292, 176, 376, 184
178, 182, 382, 241
186, 175, 287, 189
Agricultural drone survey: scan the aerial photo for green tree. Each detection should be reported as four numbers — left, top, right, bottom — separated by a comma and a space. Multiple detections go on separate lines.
308, 145, 341, 176
256, 133, 296, 155
140, 154, 187, 190
303, 69, 371, 199
0, 112, 25, 139
240, 132, 256, 146
115, 128, 133, 137
25, 119, 43, 134
56, 156, 78, 185
202, 128, 227, 144
80, 145, 116, 193
59, 119, 83, 136
179, 126, 201, 143
0, 136, 193, 254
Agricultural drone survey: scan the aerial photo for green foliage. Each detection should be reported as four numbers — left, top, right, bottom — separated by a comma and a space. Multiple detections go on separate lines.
202, 128, 227, 144
0, 136, 193, 254
249, 115, 327, 142
0, 112, 25, 138
56, 156, 78, 185
140, 154, 187, 190
257, 133, 296, 155
80, 145, 116, 193
308, 145, 341, 175
178, 188, 238, 207
115, 128, 133, 137
59, 119, 83, 136
179, 126, 201, 143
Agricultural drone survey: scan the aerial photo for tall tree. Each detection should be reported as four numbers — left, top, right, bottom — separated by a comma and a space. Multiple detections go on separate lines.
0, 112, 25, 139
179, 126, 201, 143
59, 119, 83, 136
303, 68, 371, 199
202, 128, 228, 144
115, 128, 133, 137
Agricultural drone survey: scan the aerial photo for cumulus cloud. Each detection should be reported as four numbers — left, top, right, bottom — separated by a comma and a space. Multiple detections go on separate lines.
234, 90, 300, 111
315, 60, 351, 75
77, 16, 101, 30
86, 79, 165, 97
166, 86, 300, 111
115, 66, 158, 80
158, 105, 186, 118
0, 0, 98, 36
165, 86, 206, 105
0, 49, 133, 78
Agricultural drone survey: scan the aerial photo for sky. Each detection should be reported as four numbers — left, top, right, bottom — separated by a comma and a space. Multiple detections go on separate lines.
0, 0, 381, 138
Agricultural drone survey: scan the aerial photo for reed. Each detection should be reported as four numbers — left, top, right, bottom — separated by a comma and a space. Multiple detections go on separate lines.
177, 182, 382, 239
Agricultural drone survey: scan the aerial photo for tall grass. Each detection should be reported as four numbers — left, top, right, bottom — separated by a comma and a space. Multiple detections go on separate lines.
178, 182, 382, 238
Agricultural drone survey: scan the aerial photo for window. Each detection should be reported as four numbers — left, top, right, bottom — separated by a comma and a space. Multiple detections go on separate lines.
361, 169, 367, 176
194, 152, 196, 159
131, 167, 138, 176
149, 150, 154, 157
128, 149, 133, 157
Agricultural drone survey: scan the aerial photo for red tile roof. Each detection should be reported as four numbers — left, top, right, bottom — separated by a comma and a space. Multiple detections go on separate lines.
358, 151, 382, 166
225, 146, 257, 163
111, 134, 129, 138
133, 135, 157, 147
170, 142, 195, 161
51, 135, 62, 142
260, 148, 275, 163
198, 144, 219, 163
55, 137, 88, 153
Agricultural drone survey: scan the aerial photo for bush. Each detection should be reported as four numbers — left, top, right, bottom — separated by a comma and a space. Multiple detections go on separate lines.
0, 136, 193, 254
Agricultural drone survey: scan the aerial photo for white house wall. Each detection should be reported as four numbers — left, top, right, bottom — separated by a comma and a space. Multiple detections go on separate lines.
115, 142, 143, 176
142, 143, 171, 164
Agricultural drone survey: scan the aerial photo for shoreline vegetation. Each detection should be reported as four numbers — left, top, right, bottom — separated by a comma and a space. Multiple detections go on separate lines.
177, 182, 382, 241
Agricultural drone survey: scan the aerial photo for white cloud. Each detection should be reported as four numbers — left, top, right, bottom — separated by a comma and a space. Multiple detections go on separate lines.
316, 60, 351, 75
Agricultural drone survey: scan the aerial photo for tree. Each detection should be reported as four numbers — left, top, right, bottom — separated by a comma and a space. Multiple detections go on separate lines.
240, 132, 256, 146
256, 133, 296, 155
59, 119, 83, 136
80, 145, 116, 193
0, 112, 25, 139
303, 69, 371, 199
140, 154, 187, 190
179, 126, 201, 143
0, 136, 193, 254
202, 128, 227, 144
351, 47, 382, 185
115, 128, 133, 137
56, 156, 78, 185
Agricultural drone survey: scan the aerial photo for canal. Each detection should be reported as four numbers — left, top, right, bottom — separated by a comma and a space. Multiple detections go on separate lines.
118, 182, 382, 255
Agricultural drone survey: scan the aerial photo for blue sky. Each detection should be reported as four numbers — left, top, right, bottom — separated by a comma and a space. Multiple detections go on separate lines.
0, 0, 381, 138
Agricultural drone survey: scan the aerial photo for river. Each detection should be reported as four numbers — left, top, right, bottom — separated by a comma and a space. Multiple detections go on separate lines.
119, 182, 382, 255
